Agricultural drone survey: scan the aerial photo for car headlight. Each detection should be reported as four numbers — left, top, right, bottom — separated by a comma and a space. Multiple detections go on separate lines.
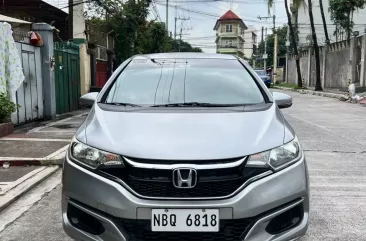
70, 141, 124, 169
246, 137, 301, 171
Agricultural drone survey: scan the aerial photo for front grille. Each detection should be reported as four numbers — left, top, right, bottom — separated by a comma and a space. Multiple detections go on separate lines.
99, 157, 270, 199
115, 219, 253, 241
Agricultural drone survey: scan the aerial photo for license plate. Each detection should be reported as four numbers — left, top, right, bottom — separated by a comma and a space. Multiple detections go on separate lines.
151, 209, 219, 232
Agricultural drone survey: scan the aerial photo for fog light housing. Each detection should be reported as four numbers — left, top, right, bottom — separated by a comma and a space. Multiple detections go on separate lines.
67, 203, 105, 235
265, 203, 304, 235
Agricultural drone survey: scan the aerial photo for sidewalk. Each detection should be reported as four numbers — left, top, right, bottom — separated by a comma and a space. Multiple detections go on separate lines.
0, 109, 88, 212
272, 85, 348, 99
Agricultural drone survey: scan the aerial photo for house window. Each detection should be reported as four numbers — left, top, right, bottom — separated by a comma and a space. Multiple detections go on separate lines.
241, 28, 244, 34
226, 40, 233, 46
226, 24, 233, 32
252, 34, 256, 43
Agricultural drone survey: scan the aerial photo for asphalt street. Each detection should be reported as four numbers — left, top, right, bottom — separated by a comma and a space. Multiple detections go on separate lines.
1, 90, 366, 241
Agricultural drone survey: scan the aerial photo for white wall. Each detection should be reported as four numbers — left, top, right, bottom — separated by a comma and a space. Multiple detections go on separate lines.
243, 26, 257, 58
296, 0, 366, 46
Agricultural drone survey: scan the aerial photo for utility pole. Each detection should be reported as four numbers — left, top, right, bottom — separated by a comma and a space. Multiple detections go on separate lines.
179, 28, 183, 52
264, 27, 267, 70
175, 17, 189, 40
175, 17, 190, 52
273, 14, 277, 84
258, 15, 273, 71
68, 0, 73, 40
260, 27, 264, 67
285, 25, 290, 83
166, 0, 170, 33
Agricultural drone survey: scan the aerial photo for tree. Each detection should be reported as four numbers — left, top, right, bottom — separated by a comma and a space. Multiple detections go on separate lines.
88, 0, 202, 63
268, 0, 303, 88
258, 25, 288, 68
319, 0, 330, 43
329, 0, 366, 40
308, 0, 322, 91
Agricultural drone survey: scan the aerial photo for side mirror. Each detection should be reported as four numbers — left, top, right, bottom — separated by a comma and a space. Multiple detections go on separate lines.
80, 92, 99, 108
272, 92, 292, 109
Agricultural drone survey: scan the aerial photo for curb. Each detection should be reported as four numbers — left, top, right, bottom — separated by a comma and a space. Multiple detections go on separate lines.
273, 86, 345, 99
0, 166, 60, 212
0, 145, 68, 166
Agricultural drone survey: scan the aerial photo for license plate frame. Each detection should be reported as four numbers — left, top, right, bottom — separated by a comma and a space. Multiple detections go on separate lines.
151, 209, 219, 232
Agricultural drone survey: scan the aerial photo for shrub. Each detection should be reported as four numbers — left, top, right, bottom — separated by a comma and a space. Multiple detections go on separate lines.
0, 92, 17, 123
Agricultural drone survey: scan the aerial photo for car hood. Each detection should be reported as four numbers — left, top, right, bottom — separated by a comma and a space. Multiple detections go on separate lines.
77, 104, 290, 161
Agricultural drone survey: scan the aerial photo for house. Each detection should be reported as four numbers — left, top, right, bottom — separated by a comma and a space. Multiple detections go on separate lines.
214, 10, 248, 57
0, 0, 69, 40
292, 0, 366, 46
243, 25, 258, 59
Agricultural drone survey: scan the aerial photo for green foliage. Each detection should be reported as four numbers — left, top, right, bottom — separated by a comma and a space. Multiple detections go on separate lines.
89, 0, 202, 64
0, 93, 18, 123
329, 0, 366, 39
258, 25, 289, 68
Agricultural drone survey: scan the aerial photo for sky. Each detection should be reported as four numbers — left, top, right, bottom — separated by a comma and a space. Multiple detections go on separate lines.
44, 0, 288, 53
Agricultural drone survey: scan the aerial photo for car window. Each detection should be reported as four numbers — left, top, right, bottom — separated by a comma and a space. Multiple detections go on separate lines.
105, 58, 264, 106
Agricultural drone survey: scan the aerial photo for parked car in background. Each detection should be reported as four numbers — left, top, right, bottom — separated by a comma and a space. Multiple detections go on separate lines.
254, 69, 271, 88
62, 53, 309, 241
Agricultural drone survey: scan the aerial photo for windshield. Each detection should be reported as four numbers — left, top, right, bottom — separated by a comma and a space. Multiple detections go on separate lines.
105, 58, 264, 106
255, 70, 267, 76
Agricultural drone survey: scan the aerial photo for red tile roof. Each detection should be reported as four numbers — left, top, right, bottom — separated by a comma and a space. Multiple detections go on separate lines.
219, 10, 242, 21
213, 10, 247, 30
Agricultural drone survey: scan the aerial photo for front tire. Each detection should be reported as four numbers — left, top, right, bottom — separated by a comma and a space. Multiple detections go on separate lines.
266, 83, 271, 88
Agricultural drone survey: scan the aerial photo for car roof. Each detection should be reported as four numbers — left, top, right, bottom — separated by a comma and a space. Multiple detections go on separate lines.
132, 53, 239, 60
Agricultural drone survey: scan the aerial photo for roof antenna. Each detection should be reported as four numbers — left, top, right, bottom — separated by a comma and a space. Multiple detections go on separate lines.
230, 0, 233, 10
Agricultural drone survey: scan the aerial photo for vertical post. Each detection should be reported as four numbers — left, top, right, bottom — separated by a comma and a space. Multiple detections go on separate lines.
72, 0, 86, 41
79, 43, 91, 96
179, 28, 182, 52
286, 25, 290, 83
261, 26, 264, 55
264, 28, 267, 70
32, 23, 56, 119
307, 47, 312, 86
350, 35, 358, 84
273, 33, 278, 83
174, 17, 177, 40
166, 0, 169, 32
68, 0, 73, 40
88, 43, 97, 90
360, 32, 366, 87
107, 49, 114, 79
322, 44, 328, 88
273, 14, 277, 84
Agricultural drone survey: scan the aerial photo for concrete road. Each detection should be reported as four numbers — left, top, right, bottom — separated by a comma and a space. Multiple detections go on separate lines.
1, 91, 366, 241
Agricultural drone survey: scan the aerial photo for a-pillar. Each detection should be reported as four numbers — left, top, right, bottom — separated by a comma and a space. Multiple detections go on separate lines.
32, 23, 56, 119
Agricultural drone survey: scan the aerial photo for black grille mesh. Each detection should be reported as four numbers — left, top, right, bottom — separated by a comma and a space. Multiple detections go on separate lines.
100, 157, 269, 199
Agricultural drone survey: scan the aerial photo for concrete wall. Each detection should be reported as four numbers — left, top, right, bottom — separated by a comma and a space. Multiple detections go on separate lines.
287, 37, 359, 88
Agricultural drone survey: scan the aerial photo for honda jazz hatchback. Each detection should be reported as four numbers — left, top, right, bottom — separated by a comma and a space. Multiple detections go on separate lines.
62, 53, 309, 241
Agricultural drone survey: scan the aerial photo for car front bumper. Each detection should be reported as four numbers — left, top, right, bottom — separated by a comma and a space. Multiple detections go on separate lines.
62, 154, 309, 241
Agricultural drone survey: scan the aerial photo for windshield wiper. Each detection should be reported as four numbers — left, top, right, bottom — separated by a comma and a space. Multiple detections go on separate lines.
106, 102, 142, 107
151, 102, 244, 107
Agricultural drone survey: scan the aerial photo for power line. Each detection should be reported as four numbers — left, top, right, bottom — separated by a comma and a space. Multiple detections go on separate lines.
155, 1, 276, 24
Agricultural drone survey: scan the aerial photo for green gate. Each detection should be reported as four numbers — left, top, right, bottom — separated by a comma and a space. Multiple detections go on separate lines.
54, 42, 81, 114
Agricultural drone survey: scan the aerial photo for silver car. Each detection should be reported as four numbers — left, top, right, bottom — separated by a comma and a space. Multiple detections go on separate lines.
62, 53, 309, 241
